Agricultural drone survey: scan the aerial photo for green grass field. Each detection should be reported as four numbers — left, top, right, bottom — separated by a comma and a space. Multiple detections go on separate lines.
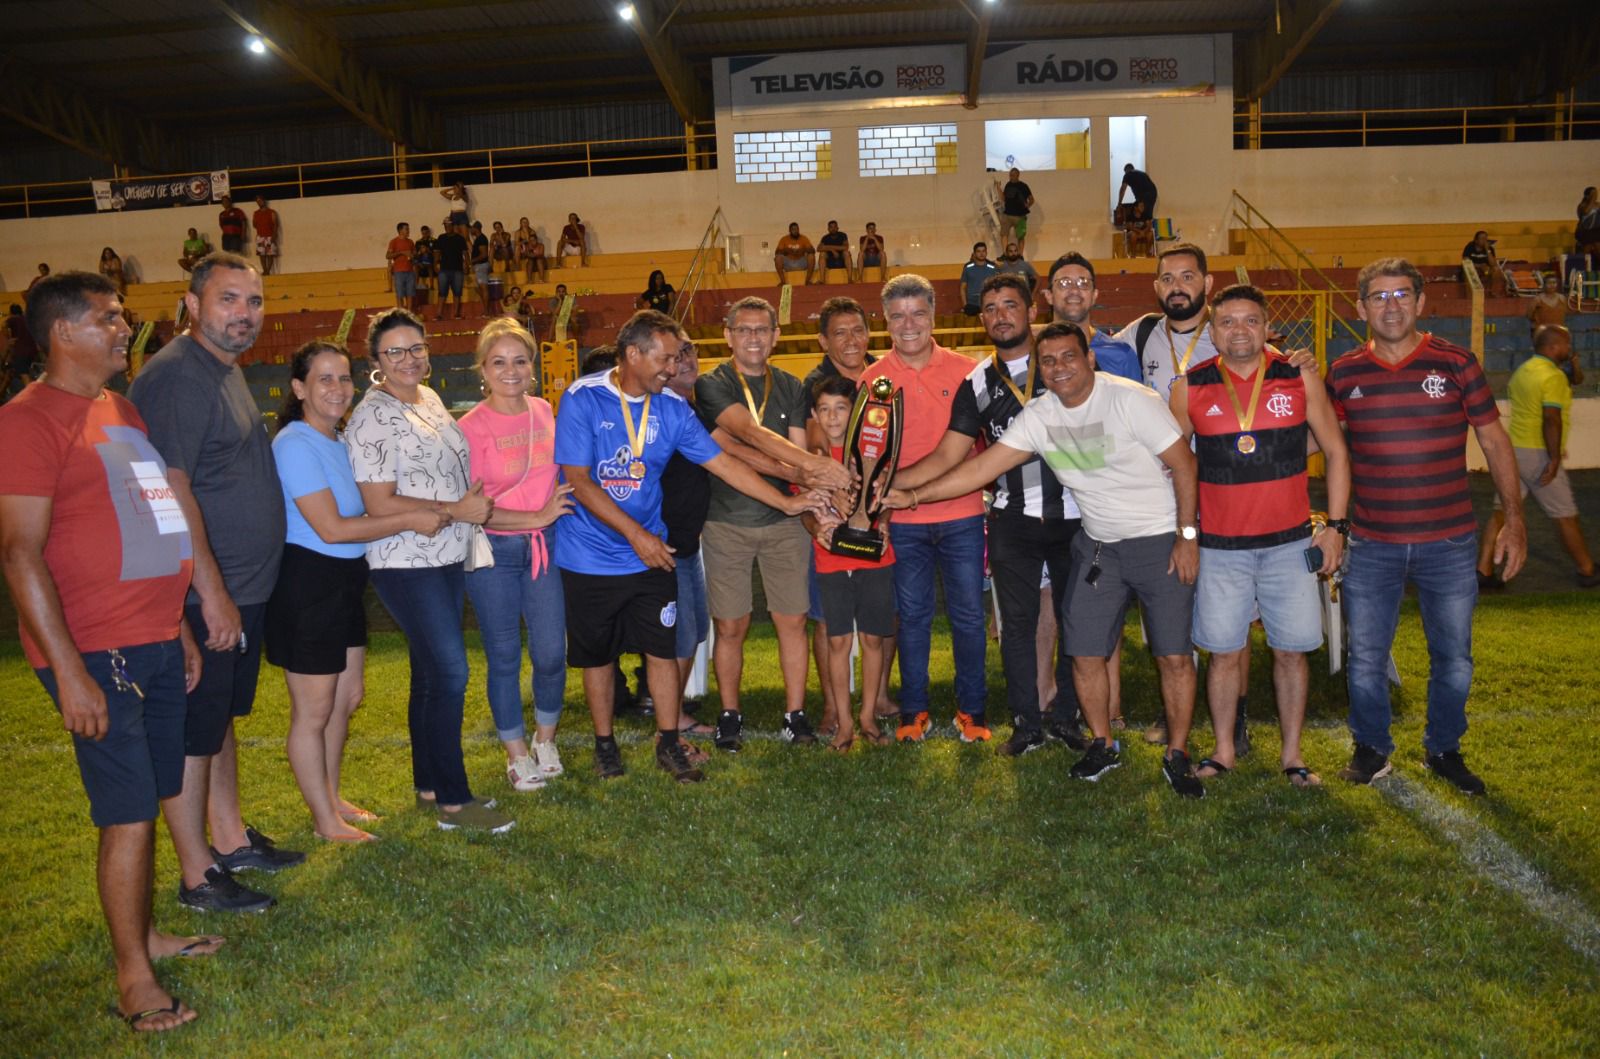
2, 595, 1598, 1057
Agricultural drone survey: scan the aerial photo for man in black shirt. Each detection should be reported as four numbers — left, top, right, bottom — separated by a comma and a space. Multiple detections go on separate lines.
999, 168, 1034, 254
432, 223, 469, 321
1118, 164, 1158, 218
817, 220, 852, 282
660, 331, 715, 742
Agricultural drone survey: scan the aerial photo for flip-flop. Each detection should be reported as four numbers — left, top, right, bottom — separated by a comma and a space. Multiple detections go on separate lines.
1283, 766, 1323, 788
828, 737, 854, 753
165, 936, 224, 959
859, 729, 891, 747
338, 807, 381, 824
316, 830, 379, 844
677, 718, 715, 736
111, 997, 189, 1034
1195, 757, 1232, 778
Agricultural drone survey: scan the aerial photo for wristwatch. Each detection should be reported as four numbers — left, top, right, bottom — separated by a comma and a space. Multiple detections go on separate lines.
1178, 525, 1198, 541
1326, 518, 1351, 537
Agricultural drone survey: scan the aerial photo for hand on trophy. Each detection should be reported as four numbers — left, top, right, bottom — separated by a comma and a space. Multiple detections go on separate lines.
799, 453, 852, 491
785, 488, 835, 520
878, 486, 917, 511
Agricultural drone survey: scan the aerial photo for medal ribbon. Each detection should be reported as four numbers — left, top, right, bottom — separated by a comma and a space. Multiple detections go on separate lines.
1164, 308, 1210, 378
1218, 354, 1268, 435
611, 369, 651, 460
737, 366, 773, 423
998, 350, 1038, 407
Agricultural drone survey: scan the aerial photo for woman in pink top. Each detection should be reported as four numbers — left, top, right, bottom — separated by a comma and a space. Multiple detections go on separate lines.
460, 318, 575, 791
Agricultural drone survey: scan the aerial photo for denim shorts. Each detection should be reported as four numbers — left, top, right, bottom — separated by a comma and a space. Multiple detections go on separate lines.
674, 551, 711, 659
1193, 537, 1323, 653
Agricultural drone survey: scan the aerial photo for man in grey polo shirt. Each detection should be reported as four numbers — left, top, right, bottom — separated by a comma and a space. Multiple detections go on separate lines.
129, 252, 301, 913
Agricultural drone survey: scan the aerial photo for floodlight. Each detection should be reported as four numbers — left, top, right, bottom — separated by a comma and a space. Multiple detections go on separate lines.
246, 35, 267, 55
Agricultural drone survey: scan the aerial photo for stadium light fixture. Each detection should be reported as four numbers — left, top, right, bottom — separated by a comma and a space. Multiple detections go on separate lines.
617, 4, 635, 20
245, 34, 267, 55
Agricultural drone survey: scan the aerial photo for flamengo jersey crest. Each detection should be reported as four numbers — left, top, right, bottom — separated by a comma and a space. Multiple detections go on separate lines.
1266, 393, 1295, 418
1421, 372, 1448, 399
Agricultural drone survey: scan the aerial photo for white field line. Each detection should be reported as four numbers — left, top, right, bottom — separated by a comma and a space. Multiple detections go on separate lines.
1379, 771, 1600, 966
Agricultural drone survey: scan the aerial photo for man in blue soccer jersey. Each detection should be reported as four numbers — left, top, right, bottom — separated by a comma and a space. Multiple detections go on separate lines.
555, 310, 822, 783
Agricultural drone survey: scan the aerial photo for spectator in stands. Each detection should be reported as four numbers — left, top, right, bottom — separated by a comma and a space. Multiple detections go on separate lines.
25, 263, 50, 302
432, 222, 468, 321
551, 283, 568, 310
253, 197, 280, 276
348, 308, 509, 832
2, 302, 38, 395
178, 228, 209, 274
217, 196, 246, 254
1117, 163, 1159, 217
773, 222, 816, 285
1123, 201, 1154, 258
440, 183, 469, 228
960, 242, 997, 315
857, 222, 885, 282
559, 213, 589, 267
266, 340, 445, 843
1478, 325, 1598, 590
640, 270, 675, 313
818, 220, 852, 281
387, 222, 416, 309
490, 221, 513, 275
1461, 230, 1502, 296
1576, 187, 1600, 252
1528, 273, 1568, 339
470, 222, 492, 314
994, 242, 1037, 292
461, 318, 575, 793
99, 247, 126, 295
515, 217, 546, 282
413, 225, 436, 297
996, 168, 1035, 255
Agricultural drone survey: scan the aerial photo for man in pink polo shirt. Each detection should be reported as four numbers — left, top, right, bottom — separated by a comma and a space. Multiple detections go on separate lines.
860, 274, 990, 742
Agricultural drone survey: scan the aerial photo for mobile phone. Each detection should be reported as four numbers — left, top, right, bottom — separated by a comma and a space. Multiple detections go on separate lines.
1303, 546, 1323, 573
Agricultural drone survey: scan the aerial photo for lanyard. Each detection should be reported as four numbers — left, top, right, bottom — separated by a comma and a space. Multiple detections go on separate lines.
1164, 308, 1209, 377
736, 366, 772, 423
610, 369, 651, 467
1219, 355, 1268, 434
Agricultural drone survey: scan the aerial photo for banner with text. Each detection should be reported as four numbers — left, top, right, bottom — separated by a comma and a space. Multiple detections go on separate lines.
981, 37, 1217, 100
719, 47, 965, 114
92, 170, 231, 212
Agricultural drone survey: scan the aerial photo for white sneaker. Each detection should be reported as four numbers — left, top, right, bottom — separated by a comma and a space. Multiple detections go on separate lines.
533, 739, 564, 778
506, 755, 546, 792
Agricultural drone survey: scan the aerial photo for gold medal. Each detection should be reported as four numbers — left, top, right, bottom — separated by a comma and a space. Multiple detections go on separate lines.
1236, 434, 1257, 454
1218, 354, 1268, 457
629, 459, 646, 479
998, 350, 1038, 407
610, 368, 651, 474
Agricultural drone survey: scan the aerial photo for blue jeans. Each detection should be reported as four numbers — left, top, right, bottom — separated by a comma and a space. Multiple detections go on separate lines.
674, 551, 710, 659
465, 533, 567, 742
891, 515, 988, 718
370, 564, 473, 805
1343, 532, 1478, 756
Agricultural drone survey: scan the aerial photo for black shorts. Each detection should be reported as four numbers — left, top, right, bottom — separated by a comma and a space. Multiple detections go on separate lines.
183, 601, 267, 757
265, 543, 368, 675
562, 568, 677, 668
221, 234, 244, 253
1061, 531, 1194, 659
817, 565, 897, 638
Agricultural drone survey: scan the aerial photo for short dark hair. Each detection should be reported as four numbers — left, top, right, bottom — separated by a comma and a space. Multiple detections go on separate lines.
972, 241, 987, 252
188, 251, 255, 298
725, 296, 777, 330
367, 306, 426, 360
980, 273, 1032, 304
811, 374, 857, 408
616, 309, 680, 362
1035, 321, 1088, 356
396, 222, 409, 232
26, 270, 118, 351
1157, 242, 1208, 276
818, 296, 867, 334
581, 346, 617, 375
1212, 283, 1266, 310
1047, 251, 1096, 287
1533, 324, 1570, 354
1356, 257, 1425, 300
278, 340, 349, 432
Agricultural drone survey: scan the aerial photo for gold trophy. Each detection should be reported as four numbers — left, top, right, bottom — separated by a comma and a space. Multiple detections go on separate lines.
830, 376, 904, 561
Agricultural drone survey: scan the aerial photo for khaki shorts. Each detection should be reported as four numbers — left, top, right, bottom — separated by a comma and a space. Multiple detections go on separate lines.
702, 518, 813, 619
1495, 447, 1579, 520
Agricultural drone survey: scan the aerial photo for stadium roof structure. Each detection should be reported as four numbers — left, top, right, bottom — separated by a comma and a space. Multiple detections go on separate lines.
0, 0, 1595, 176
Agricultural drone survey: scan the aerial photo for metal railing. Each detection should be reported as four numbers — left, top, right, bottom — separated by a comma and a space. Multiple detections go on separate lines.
0, 125, 718, 219
1229, 190, 1366, 346
672, 207, 728, 325
1235, 99, 1600, 149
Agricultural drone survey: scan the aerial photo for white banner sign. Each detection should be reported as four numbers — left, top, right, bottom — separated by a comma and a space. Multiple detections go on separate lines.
981, 37, 1217, 100
719, 46, 965, 114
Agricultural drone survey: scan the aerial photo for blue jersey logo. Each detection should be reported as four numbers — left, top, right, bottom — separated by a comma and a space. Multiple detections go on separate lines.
597, 445, 643, 501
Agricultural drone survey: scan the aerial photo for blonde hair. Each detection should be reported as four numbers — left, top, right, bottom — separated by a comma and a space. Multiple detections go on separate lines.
473, 316, 538, 373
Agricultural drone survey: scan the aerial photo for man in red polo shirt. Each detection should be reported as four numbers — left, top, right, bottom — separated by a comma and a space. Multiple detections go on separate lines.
860, 274, 989, 742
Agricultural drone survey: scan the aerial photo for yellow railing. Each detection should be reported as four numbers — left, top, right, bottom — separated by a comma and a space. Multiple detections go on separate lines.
1236, 99, 1600, 148
1229, 191, 1366, 346
0, 125, 717, 219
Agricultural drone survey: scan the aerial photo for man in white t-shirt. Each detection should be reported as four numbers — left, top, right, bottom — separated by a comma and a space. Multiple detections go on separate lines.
882, 321, 1206, 798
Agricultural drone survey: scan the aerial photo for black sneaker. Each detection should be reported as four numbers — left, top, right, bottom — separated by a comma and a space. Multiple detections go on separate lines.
1424, 749, 1486, 796
1161, 749, 1206, 799
714, 710, 744, 753
212, 826, 305, 874
998, 727, 1045, 757
177, 865, 275, 913
1338, 743, 1392, 784
781, 710, 817, 745
1069, 738, 1121, 782
1045, 717, 1089, 752
594, 739, 625, 780
655, 737, 706, 783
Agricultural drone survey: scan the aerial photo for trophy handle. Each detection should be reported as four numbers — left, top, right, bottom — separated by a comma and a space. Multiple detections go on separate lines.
884, 389, 905, 480
840, 384, 875, 519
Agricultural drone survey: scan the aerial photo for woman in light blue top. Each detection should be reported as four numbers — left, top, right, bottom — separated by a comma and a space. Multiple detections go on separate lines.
264, 340, 446, 842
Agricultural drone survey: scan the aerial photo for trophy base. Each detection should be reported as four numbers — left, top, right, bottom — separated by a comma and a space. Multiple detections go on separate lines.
829, 526, 886, 561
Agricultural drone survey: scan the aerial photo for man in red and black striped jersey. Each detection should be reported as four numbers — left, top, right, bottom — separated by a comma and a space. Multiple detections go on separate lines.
1170, 285, 1351, 789
1327, 258, 1526, 796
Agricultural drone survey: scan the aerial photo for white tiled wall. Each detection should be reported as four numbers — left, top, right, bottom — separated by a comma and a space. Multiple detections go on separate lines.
732, 129, 832, 183
857, 123, 959, 177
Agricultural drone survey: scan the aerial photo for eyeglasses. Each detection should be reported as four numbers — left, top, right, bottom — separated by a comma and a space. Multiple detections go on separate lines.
379, 342, 430, 360
1053, 276, 1093, 290
1363, 289, 1415, 306
729, 325, 773, 338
